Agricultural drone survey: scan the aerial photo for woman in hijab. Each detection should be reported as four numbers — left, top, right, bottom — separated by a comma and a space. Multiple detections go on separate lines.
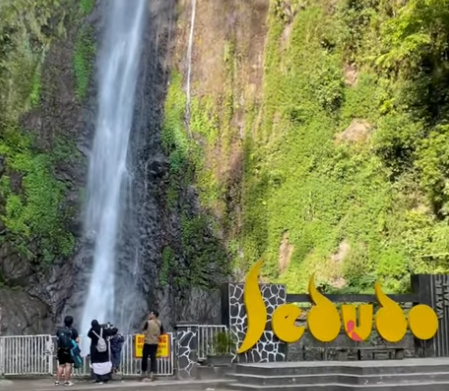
88, 320, 115, 384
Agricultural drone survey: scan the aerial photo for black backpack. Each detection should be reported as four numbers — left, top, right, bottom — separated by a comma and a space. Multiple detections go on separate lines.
56, 327, 73, 349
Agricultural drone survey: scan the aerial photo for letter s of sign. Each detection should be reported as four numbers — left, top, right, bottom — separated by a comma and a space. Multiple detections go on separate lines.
307, 275, 341, 342
237, 260, 267, 354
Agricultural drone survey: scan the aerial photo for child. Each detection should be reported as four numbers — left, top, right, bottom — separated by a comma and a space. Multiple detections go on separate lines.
110, 328, 125, 373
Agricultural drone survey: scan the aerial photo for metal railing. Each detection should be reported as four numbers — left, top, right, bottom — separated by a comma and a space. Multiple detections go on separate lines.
197, 325, 229, 360
0, 333, 174, 377
0, 326, 229, 376
1, 335, 54, 376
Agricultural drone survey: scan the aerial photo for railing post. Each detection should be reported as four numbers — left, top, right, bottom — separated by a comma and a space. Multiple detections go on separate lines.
0, 306, 3, 377
46, 335, 54, 375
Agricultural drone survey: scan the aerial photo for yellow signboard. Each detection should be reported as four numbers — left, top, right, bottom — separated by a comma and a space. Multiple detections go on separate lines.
157, 334, 170, 358
238, 260, 439, 354
134, 334, 170, 358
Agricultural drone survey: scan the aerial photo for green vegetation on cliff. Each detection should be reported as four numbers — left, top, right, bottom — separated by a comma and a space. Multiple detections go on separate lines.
243, 0, 449, 293
0, 133, 75, 263
168, 0, 449, 294
74, 26, 96, 100
0, 0, 95, 264
161, 71, 228, 288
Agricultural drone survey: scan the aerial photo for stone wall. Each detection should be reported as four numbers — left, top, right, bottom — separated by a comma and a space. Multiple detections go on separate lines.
223, 283, 288, 363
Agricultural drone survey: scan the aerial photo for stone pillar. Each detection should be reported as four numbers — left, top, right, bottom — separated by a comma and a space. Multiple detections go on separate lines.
221, 283, 288, 363
174, 323, 198, 380
411, 274, 449, 357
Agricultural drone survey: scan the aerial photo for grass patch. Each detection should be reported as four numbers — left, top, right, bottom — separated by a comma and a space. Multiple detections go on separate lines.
73, 26, 96, 101
80, 0, 96, 15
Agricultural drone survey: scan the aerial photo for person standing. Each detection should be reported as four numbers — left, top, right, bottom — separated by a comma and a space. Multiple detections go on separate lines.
110, 327, 125, 374
141, 310, 164, 381
88, 320, 115, 384
55, 315, 80, 387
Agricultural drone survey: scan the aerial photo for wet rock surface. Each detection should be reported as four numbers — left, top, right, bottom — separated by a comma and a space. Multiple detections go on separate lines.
0, 289, 53, 335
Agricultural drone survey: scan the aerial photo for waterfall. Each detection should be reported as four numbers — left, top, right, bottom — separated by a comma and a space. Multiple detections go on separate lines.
80, 0, 146, 351
185, 0, 196, 135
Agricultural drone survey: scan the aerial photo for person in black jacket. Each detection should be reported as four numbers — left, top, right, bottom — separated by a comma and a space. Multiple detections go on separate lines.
87, 320, 115, 384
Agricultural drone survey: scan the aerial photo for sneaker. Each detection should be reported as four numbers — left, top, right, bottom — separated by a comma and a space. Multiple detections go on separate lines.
64, 382, 74, 387
54, 381, 60, 386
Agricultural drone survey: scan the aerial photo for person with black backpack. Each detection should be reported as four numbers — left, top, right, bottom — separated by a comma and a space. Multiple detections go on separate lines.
55, 316, 80, 387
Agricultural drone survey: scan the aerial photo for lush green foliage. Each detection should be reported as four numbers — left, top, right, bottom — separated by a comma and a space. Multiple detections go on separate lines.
169, 0, 449, 295
0, 0, 63, 122
73, 26, 95, 100
0, 0, 78, 264
80, 0, 96, 15
239, 0, 449, 293
0, 133, 75, 263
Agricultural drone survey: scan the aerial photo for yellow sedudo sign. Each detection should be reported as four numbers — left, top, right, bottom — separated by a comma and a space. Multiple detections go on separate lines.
238, 260, 439, 354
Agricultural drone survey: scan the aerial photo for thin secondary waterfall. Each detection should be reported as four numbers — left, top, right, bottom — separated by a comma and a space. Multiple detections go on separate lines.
80, 0, 146, 347
185, 0, 196, 135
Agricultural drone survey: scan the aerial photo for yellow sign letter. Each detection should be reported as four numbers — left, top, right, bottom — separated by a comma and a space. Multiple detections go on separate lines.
307, 275, 341, 342
272, 304, 305, 343
342, 304, 373, 341
374, 282, 407, 342
237, 260, 267, 353
408, 304, 438, 340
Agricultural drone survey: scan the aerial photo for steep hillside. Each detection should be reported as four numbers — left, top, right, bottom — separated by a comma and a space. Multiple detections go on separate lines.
171, 0, 449, 294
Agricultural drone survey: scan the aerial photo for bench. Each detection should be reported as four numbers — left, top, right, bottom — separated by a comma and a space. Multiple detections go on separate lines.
335, 346, 404, 361
356, 346, 405, 360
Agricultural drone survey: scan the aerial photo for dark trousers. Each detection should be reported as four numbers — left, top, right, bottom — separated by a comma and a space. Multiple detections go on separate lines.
95, 373, 110, 383
141, 344, 158, 373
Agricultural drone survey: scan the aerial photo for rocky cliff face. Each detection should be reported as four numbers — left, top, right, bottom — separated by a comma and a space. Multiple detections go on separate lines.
0, 0, 250, 335
0, 0, 90, 334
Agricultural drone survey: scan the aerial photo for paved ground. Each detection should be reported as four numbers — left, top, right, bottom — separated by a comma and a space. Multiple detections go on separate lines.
237, 357, 449, 368
0, 378, 228, 391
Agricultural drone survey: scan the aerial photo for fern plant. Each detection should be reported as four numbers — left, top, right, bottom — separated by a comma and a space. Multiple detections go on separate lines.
207, 331, 236, 356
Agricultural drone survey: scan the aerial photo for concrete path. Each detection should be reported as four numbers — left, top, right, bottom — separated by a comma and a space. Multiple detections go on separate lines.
0, 378, 228, 391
